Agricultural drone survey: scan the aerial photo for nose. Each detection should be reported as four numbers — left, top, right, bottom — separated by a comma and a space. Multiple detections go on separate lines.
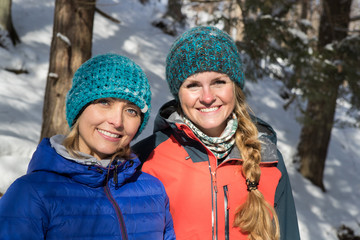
108, 106, 124, 129
200, 86, 216, 105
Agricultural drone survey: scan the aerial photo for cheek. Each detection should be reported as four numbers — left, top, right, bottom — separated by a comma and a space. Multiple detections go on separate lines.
180, 99, 194, 117
77, 115, 92, 137
125, 117, 142, 135
179, 90, 195, 109
178, 90, 186, 104
228, 93, 236, 108
224, 87, 236, 105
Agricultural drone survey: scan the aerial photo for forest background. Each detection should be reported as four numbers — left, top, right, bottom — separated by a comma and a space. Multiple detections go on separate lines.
0, 0, 360, 239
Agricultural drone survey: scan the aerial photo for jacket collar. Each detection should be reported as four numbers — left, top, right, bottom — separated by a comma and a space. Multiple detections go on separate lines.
50, 134, 111, 167
27, 138, 141, 188
226, 133, 279, 164
154, 100, 279, 164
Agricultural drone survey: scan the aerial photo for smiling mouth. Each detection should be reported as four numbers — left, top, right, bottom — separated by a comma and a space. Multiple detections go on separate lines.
97, 129, 120, 138
199, 106, 219, 113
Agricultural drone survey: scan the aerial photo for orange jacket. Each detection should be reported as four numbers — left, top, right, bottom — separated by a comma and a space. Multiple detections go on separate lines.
133, 101, 300, 240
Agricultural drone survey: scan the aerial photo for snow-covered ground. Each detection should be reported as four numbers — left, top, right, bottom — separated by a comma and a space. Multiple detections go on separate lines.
1, 0, 359, 239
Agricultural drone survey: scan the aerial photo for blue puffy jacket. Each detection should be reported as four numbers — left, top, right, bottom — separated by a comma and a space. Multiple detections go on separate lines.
0, 137, 175, 240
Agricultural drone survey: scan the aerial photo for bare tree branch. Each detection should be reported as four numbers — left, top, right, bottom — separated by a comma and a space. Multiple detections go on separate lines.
95, 7, 121, 24
350, 15, 360, 21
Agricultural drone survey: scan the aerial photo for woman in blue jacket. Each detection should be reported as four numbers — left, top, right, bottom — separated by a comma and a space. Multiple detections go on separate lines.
0, 53, 175, 240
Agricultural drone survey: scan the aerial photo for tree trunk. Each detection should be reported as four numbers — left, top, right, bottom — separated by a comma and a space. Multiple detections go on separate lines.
166, 0, 186, 24
40, 0, 95, 141
297, 0, 352, 191
298, 80, 341, 191
318, 0, 351, 48
0, 0, 20, 46
300, 0, 309, 33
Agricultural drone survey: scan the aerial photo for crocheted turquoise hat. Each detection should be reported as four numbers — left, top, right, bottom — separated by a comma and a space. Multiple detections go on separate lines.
166, 26, 245, 100
66, 53, 151, 138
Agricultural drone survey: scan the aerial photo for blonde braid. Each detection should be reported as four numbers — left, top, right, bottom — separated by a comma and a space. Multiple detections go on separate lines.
232, 85, 280, 240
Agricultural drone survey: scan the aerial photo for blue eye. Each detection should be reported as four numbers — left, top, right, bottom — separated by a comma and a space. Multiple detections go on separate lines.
126, 108, 140, 117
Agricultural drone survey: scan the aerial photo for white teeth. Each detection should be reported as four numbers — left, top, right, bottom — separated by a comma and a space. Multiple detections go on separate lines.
98, 129, 120, 138
200, 107, 218, 113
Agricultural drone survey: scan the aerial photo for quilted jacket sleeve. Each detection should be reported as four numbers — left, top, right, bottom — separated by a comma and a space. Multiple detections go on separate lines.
163, 191, 176, 240
274, 150, 301, 240
0, 177, 47, 239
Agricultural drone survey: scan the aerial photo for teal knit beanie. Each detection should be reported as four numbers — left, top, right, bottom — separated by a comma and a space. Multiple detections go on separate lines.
166, 26, 245, 100
66, 53, 151, 138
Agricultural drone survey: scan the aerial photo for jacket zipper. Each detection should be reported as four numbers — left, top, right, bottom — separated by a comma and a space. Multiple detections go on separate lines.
180, 124, 279, 240
223, 185, 229, 240
104, 182, 128, 240
181, 126, 225, 240
209, 164, 218, 240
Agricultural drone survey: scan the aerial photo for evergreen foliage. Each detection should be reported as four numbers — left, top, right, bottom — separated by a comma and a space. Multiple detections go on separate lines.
180, 0, 359, 123
239, 0, 359, 127
173, 0, 360, 190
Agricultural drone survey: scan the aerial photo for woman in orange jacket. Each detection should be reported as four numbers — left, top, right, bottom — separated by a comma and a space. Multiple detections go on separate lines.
133, 26, 300, 240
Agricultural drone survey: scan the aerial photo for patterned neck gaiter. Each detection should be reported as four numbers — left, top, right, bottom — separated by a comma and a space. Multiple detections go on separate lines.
182, 113, 238, 159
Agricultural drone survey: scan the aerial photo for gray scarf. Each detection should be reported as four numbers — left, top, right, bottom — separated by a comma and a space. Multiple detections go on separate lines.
182, 113, 238, 159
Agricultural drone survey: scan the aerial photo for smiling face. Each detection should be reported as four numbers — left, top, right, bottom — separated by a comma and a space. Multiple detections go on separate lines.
178, 71, 236, 137
76, 98, 141, 160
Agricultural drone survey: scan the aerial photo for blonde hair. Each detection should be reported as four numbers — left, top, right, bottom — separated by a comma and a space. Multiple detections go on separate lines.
232, 84, 280, 240
63, 120, 131, 161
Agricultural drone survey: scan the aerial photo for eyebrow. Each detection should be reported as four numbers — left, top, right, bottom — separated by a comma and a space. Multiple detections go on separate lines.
126, 101, 140, 109
186, 75, 228, 82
